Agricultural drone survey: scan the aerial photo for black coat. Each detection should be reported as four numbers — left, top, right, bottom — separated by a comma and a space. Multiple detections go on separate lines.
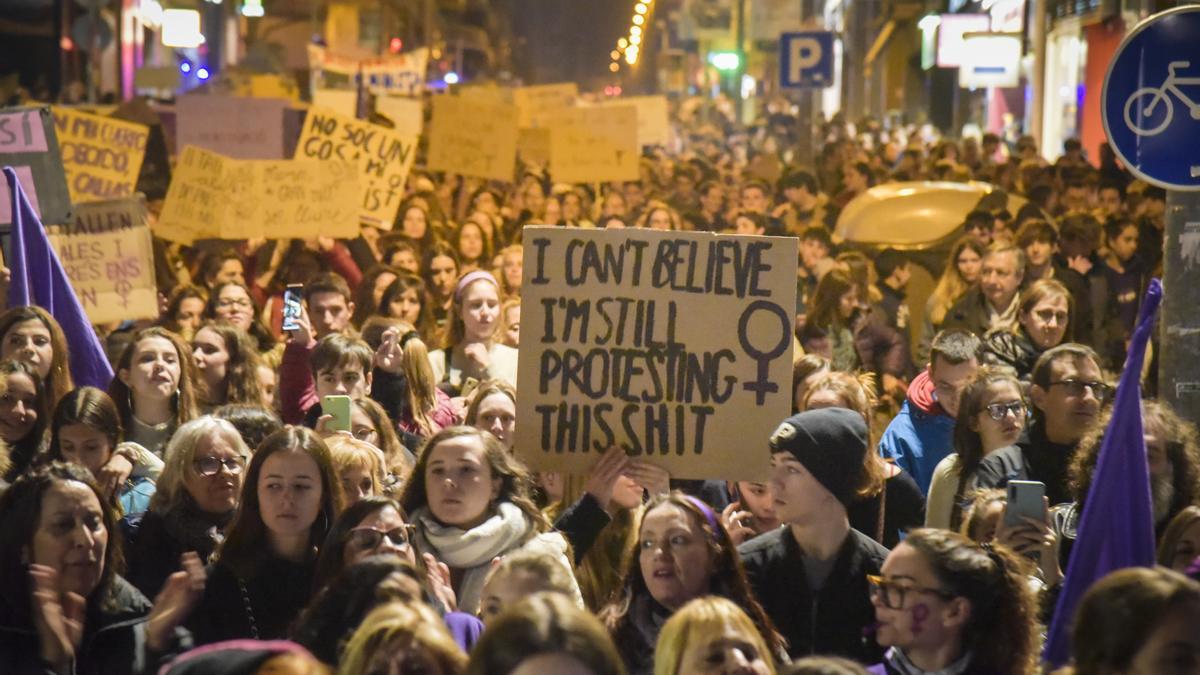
187, 555, 317, 646
980, 327, 1041, 381
739, 527, 888, 662
125, 505, 230, 600
0, 576, 189, 675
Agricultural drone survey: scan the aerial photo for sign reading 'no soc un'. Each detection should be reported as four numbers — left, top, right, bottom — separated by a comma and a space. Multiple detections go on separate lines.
515, 227, 797, 482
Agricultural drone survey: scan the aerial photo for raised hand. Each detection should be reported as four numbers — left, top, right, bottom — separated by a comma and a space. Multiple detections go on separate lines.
423, 552, 457, 612
374, 327, 404, 374
721, 502, 758, 545
95, 453, 133, 500
625, 460, 671, 497
146, 552, 206, 652
582, 446, 630, 512
30, 564, 85, 673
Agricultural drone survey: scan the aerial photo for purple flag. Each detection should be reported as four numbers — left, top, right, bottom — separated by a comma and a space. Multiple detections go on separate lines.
1042, 278, 1163, 667
4, 166, 114, 389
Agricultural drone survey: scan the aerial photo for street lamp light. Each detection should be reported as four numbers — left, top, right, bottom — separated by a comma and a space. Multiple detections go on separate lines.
708, 51, 740, 71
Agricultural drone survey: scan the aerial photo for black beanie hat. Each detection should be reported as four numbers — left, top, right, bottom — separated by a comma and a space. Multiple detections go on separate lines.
768, 407, 869, 508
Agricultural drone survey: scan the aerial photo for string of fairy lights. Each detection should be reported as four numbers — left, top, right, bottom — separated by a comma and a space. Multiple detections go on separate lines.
610, 0, 652, 73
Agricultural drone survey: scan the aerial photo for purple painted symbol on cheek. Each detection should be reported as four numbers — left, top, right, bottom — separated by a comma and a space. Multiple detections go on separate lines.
910, 603, 930, 635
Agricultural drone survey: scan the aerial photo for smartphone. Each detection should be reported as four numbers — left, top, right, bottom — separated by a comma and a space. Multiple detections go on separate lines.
282, 284, 303, 332
322, 395, 352, 433
1005, 480, 1046, 527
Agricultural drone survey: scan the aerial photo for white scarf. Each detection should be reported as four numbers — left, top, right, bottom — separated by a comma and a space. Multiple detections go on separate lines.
416, 501, 531, 569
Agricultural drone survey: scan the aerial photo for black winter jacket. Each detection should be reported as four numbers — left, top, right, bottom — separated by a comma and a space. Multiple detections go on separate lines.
740, 527, 888, 662
980, 327, 1041, 381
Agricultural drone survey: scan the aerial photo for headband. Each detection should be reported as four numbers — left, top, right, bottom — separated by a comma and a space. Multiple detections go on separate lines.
682, 495, 724, 542
454, 270, 500, 301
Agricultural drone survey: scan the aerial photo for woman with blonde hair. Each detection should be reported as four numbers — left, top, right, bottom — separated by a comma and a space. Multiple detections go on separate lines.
479, 549, 582, 623
497, 244, 524, 298
654, 596, 777, 675
430, 270, 518, 393
468, 592, 624, 675
326, 434, 387, 507
338, 601, 467, 675
1159, 506, 1200, 573
919, 237, 987, 362
800, 371, 925, 548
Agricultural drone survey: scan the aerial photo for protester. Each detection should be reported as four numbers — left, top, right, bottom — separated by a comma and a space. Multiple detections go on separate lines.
0, 359, 50, 482
0, 305, 74, 409
918, 238, 985, 363
338, 601, 468, 675
191, 322, 265, 410
942, 243, 1026, 338
980, 279, 1073, 380
468, 592, 625, 675
109, 327, 199, 459
203, 281, 276, 354
741, 408, 887, 662
479, 549, 580, 624
1159, 506, 1200, 574
654, 596, 778, 675
369, 322, 457, 442
188, 426, 343, 644
430, 271, 518, 394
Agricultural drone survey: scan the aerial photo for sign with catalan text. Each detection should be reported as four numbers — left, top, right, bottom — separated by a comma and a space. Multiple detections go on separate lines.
52, 107, 149, 204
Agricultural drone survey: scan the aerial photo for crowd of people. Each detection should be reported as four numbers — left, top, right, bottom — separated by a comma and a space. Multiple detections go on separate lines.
0, 99, 1197, 675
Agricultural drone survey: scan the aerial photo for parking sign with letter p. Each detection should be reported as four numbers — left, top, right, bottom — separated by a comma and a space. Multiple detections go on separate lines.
780, 32, 835, 89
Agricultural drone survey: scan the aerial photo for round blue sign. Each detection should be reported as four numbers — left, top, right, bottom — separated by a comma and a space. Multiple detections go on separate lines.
1103, 6, 1200, 191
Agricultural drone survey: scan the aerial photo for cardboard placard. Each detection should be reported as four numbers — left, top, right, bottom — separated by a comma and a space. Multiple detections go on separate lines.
601, 95, 670, 148
375, 96, 423, 137
425, 96, 518, 182
47, 197, 157, 324
0, 107, 71, 225
175, 95, 290, 159
308, 44, 428, 97
514, 83, 578, 128
156, 145, 358, 243
518, 127, 551, 167
110, 98, 172, 201
52, 107, 149, 204
548, 106, 639, 184
516, 227, 796, 481
312, 88, 359, 117
294, 107, 418, 230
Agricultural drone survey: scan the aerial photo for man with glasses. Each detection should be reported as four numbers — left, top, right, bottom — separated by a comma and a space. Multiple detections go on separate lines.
740, 408, 889, 662
975, 343, 1107, 503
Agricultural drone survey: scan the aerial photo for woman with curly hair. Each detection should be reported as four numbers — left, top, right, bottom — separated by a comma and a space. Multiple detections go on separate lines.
191, 321, 264, 410
868, 528, 1039, 674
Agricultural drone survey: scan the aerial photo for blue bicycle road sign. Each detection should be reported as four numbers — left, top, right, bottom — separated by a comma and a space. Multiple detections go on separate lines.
1102, 5, 1200, 191
780, 32, 835, 89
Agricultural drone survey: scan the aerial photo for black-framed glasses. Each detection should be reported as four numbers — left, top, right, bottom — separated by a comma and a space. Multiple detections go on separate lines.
347, 525, 414, 552
1048, 379, 1111, 400
193, 456, 246, 477
867, 574, 956, 610
985, 400, 1026, 421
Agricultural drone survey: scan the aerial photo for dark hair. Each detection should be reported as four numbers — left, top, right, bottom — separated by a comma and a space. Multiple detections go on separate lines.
1015, 219, 1057, 248
211, 403, 283, 452
929, 329, 982, 369
49, 386, 123, 459
741, 180, 770, 198
951, 368, 1025, 525
735, 211, 770, 235
805, 269, 857, 333
351, 265, 400, 328
962, 210, 992, 232
197, 248, 245, 288
313, 496, 415, 591
453, 220, 493, 267
0, 305, 73, 408
468, 592, 625, 675
901, 529, 1038, 674
1071, 567, 1200, 675
1026, 183, 1054, 209
1059, 214, 1102, 247
780, 169, 819, 194
203, 281, 277, 352
0, 359, 49, 453
304, 271, 353, 306
293, 554, 431, 666
1030, 343, 1100, 390
400, 426, 548, 532
599, 492, 783, 658
160, 284, 208, 335
108, 327, 198, 432
398, 201, 437, 252
800, 225, 833, 248
873, 248, 908, 280
193, 321, 264, 408
216, 426, 344, 577
1103, 215, 1137, 244
1159, 506, 1200, 569
310, 333, 374, 381
421, 241, 460, 302
1097, 179, 1126, 199
0, 462, 124, 623
378, 274, 434, 338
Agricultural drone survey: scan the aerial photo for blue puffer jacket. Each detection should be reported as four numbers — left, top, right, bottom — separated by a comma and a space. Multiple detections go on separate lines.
877, 370, 956, 494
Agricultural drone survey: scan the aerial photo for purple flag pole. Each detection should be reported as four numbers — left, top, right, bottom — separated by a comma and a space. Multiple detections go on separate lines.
4, 167, 114, 389
1042, 278, 1163, 667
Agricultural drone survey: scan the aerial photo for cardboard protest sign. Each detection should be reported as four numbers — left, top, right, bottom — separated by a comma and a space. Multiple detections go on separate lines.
548, 106, 639, 184
426, 96, 518, 182
175, 96, 290, 159
52, 107, 149, 204
111, 99, 172, 201
294, 107, 417, 230
518, 128, 551, 167
0, 107, 71, 225
308, 44, 428, 97
514, 83, 578, 128
375, 96, 423, 137
157, 145, 358, 244
601, 95, 670, 147
312, 88, 359, 117
48, 197, 157, 324
515, 227, 796, 481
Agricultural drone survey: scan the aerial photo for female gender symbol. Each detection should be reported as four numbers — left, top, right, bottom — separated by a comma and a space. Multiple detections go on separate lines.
738, 300, 792, 405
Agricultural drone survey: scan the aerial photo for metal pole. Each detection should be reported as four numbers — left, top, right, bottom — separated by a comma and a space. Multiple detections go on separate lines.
1029, 0, 1048, 146
735, 0, 746, 123
1159, 191, 1200, 429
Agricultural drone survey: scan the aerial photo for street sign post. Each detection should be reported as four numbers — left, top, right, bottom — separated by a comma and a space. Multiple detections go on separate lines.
1104, 6, 1200, 429
780, 32, 834, 89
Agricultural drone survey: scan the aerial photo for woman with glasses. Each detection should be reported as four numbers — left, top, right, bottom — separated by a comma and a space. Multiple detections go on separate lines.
313, 496, 466, 624
108, 327, 199, 461
926, 368, 1027, 530
188, 425, 343, 645
125, 416, 249, 598
600, 492, 782, 675
349, 396, 415, 494
867, 528, 1038, 675
203, 281, 277, 355
981, 279, 1074, 381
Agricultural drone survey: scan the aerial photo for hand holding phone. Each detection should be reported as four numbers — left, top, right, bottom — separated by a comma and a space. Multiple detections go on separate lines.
1004, 480, 1047, 528
322, 395, 352, 433
282, 284, 303, 332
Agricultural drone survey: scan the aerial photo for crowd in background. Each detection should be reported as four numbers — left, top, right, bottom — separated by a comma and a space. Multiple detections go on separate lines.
0, 97, 1196, 675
